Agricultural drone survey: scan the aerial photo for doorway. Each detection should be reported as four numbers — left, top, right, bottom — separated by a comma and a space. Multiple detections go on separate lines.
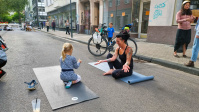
94, 2, 100, 26
138, 0, 151, 38
84, 2, 90, 34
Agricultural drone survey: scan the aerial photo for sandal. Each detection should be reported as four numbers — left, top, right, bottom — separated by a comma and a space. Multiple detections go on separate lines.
183, 55, 187, 58
173, 54, 180, 58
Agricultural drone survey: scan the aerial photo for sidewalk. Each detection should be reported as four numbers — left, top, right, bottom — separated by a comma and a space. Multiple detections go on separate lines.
39, 28, 199, 75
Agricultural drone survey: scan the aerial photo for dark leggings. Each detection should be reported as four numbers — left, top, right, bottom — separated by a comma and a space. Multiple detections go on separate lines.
52, 27, 55, 31
107, 53, 132, 79
66, 27, 70, 34
47, 26, 49, 32
108, 38, 112, 43
0, 59, 7, 68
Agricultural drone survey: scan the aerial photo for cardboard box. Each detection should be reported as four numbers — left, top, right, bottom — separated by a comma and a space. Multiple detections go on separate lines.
192, 10, 199, 17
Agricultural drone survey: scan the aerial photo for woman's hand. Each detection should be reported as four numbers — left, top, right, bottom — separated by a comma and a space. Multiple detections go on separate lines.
196, 35, 199, 38
78, 59, 82, 63
95, 60, 103, 65
122, 64, 130, 73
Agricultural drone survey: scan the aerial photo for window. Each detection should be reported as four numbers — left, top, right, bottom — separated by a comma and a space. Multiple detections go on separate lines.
109, 0, 112, 7
116, 0, 120, 6
124, 0, 130, 4
173, 0, 199, 25
131, 0, 140, 33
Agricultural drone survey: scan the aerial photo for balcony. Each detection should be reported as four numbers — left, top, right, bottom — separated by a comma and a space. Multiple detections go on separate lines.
38, 12, 47, 16
38, 2, 45, 7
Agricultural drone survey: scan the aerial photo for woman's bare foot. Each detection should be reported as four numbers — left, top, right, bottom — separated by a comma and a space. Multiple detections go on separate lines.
103, 69, 114, 76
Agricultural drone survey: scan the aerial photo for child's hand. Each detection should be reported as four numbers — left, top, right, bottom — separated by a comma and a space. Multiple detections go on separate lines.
78, 59, 82, 63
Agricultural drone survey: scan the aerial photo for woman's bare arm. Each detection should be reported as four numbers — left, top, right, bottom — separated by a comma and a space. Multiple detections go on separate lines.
95, 47, 119, 65
125, 47, 133, 66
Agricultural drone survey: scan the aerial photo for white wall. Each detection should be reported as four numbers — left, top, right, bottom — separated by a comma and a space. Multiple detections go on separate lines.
148, 0, 175, 26
45, 0, 77, 13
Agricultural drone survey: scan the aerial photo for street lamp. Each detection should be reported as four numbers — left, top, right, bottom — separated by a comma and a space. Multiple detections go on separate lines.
36, 0, 39, 27
70, 0, 73, 38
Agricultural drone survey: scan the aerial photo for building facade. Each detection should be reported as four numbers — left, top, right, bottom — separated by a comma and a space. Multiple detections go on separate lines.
25, 0, 34, 25
32, 0, 47, 27
78, 0, 104, 34
102, 0, 199, 46
147, 0, 199, 46
44, 0, 78, 30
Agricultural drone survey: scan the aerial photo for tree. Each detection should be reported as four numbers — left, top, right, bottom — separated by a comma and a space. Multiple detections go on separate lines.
12, 12, 25, 23
7, 0, 28, 24
0, 0, 10, 21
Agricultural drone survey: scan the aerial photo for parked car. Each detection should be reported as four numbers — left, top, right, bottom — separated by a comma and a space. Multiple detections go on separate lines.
3, 25, 13, 31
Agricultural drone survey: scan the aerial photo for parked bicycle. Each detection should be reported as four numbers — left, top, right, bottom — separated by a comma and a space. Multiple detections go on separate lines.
88, 23, 137, 56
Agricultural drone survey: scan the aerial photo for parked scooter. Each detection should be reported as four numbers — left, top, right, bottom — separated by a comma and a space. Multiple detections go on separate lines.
0, 35, 8, 51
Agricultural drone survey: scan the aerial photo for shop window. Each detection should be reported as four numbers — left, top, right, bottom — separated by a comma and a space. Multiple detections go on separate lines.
173, 0, 199, 25
109, 0, 112, 7
125, 0, 130, 4
117, 0, 120, 6
123, 15, 129, 27
131, 0, 140, 33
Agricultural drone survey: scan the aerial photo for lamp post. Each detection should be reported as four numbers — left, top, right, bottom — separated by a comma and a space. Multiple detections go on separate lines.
36, 0, 39, 27
70, 0, 73, 38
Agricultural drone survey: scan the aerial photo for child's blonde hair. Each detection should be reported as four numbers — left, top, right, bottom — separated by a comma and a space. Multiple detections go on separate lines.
61, 43, 73, 61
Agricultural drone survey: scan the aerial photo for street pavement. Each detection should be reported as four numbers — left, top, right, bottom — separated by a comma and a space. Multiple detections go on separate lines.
0, 29, 199, 112
37, 28, 199, 75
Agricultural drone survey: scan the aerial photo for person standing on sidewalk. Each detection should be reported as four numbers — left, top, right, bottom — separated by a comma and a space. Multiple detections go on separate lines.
52, 20, 56, 31
173, 1, 195, 58
46, 20, 50, 32
184, 18, 199, 67
65, 20, 70, 35
41, 22, 43, 29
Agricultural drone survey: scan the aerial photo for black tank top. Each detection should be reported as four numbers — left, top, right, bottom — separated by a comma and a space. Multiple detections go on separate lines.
118, 45, 133, 68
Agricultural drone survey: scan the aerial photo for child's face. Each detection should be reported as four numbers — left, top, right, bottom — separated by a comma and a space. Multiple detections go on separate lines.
109, 23, 112, 28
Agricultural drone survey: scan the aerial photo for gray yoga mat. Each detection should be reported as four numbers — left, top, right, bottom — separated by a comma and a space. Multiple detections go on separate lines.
88, 62, 154, 84
33, 66, 98, 110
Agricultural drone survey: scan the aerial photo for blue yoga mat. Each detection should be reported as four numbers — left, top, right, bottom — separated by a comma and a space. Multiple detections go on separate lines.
88, 62, 154, 84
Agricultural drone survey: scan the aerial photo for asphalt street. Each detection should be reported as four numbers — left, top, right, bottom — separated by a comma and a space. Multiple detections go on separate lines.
0, 29, 199, 112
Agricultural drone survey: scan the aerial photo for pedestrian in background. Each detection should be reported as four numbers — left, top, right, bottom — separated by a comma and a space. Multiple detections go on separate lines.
107, 22, 115, 46
52, 20, 56, 31
184, 18, 199, 67
46, 20, 50, 32
65, 20, 70, 35
41, 22, 43, 29
173, 0, 195, 58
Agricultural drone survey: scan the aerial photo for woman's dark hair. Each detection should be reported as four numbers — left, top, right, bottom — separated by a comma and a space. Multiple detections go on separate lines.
181, 2, 192, 15
116, 30, 130, 43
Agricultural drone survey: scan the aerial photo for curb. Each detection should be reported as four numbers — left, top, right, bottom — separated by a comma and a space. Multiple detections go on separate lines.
38, 30, 88, 45
38, 30, 199, 76
134, 55, 199, 76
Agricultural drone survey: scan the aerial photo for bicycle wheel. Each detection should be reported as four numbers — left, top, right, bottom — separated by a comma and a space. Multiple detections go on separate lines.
88, 37, 108, 56
126, 38, 138, 56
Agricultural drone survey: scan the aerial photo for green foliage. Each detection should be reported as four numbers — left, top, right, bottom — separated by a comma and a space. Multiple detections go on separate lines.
0, 14, 12, 23
7, 0, 28, 12
0, 0, 28, 23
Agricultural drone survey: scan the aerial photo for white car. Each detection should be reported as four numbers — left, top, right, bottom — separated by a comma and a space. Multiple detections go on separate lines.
6, 26, 13, 31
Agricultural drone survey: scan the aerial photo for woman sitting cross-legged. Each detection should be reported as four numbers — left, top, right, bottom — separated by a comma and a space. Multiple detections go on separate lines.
95, 31, 133, 79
